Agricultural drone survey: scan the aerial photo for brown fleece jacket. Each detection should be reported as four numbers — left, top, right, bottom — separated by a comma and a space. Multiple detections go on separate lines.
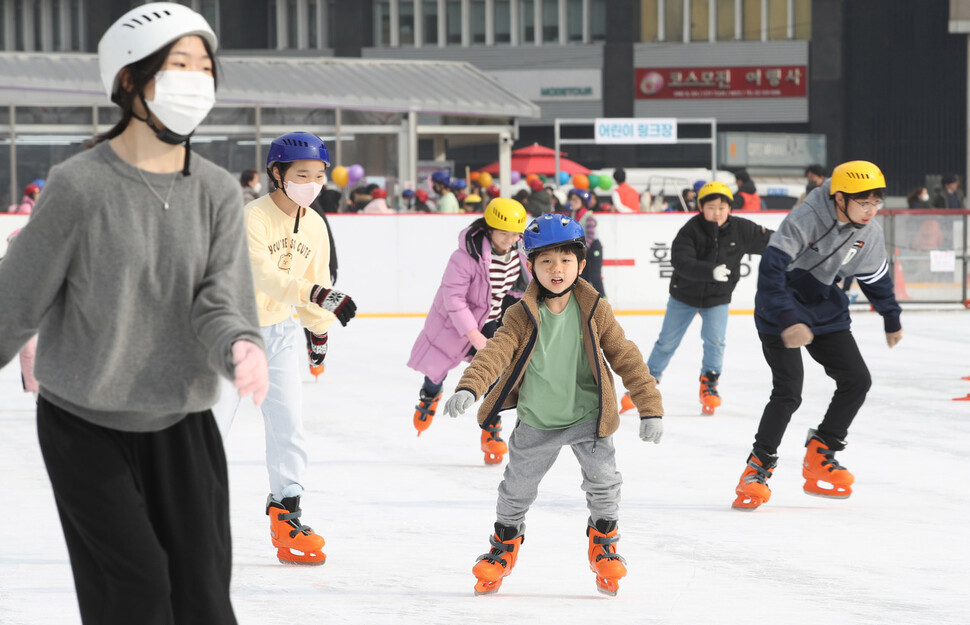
455, 278, 663, 437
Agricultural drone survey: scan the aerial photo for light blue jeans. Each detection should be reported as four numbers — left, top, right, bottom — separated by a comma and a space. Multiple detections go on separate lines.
647, 296, 729, 381
212, 317, 308, 500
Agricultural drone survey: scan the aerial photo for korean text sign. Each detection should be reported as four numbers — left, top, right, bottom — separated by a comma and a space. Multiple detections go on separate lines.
594, 117, 678, 145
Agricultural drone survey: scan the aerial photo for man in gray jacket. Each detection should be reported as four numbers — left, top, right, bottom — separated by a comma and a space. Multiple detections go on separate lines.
732, 160, 903, 510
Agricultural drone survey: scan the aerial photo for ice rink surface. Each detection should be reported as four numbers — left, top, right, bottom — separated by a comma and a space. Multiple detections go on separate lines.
1, 309, 968, 625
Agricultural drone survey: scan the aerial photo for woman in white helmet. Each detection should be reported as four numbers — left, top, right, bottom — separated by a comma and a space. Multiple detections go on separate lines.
0, 4, 268, 623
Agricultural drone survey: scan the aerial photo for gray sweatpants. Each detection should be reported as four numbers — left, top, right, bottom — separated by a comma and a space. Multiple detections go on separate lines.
496, 418, 622, 528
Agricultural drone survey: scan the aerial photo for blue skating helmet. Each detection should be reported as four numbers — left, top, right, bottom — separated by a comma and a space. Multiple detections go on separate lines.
523, 213, 586, 255
266, 131, 330, 168
566, 187, 591, 206
431, 169, 452, 185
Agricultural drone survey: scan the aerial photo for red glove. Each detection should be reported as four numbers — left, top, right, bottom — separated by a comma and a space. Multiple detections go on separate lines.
309, 285, 357, 326
307, 331, 328, 366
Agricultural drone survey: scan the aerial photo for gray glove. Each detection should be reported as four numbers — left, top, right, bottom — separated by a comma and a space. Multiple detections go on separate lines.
713, 264, 731, 282
444, 390, 475, 418
639, 417, 663, 444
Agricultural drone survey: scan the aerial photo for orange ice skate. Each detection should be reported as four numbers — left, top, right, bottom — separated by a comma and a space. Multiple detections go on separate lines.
309, 364, 325, 380
802, 429, 854, 498
413, 390, 442, 436
619, 392, 635, 414
699, 371, 721, 415
587, 520, 627, 596
481, 419, 507, 464
472, 524, 524, 595
732, 452, 776, 510
267, 495, 326, 565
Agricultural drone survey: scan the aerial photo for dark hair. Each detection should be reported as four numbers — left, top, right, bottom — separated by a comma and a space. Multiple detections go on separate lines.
843, 188, 885, 202
240, 169, 258, 185
268, 162, 294, 190
613, 168, 626, 183
513, 189, 529, 203
906, 186, 928, 205
805, 164, 826, 178
87, 37, 219, 148
527, 241, 587, 265
735, 169, 752, 183
942, 173, 960, 185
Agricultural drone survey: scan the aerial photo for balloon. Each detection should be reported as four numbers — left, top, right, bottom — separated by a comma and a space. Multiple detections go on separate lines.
526, 173, 539, 183
538, 174, 547, 183
572, 174, 589, 190
598, 175, 613, 191
470, 171, 480, 182
331, 165, 349, 188
588, 174, 600, 189
479, 172, 493, 187
510, 170, 521, 184
558, 171, 570, 185
347, 164, 365, 183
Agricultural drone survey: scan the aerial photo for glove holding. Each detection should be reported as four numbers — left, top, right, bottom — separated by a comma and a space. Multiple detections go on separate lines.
466, 329, 488, 351
781, 323, 814, 348
307, 331, 328, 366
713, 264, 731, 282
309, 285, 357, 326
639, 417, 663, 444
444, 389, 476, 418
886, 329, 903, 348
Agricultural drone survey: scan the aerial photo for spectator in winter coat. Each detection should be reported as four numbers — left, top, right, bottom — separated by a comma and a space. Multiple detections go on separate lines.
732, 170, 765, 211
932, 173, 965, 209
10, 183, 41, 214
240, 168, 261, 204
525, 177, 551, 217
611, 167, 639, 212
407, 199, 530, 464
580, 215, 606, 297
620, 182, 772, 416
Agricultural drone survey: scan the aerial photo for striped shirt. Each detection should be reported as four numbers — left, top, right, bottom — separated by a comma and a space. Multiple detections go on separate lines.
488, 249, 521, 322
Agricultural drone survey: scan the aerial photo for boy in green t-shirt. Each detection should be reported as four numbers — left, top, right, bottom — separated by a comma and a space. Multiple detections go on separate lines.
444, 213, 664, 597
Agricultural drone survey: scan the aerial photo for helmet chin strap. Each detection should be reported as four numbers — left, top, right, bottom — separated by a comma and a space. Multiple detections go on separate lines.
133, 94, 193, 175
837, 197, 867, 230
530, 267, 578, 301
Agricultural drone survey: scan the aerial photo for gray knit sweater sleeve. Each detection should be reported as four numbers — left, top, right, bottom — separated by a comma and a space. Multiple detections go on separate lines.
0, 142, 263, 432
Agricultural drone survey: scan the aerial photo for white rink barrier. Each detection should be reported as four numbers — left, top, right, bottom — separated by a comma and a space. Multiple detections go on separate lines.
1, 211, 788, 314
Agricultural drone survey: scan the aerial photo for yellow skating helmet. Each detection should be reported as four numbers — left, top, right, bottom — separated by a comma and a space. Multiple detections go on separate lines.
484, 197, 527, 233
829, 161, 886, 195
697, 181, 734, 205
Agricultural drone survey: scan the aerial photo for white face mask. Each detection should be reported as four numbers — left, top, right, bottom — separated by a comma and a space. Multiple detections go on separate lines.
919, 192, 929, 202
252, 182, 262, 194
284, 180, 323, 207
146, 71, 215, 136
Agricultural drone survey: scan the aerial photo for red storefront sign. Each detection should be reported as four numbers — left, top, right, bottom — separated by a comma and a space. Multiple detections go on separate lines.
635, 65, 807, 99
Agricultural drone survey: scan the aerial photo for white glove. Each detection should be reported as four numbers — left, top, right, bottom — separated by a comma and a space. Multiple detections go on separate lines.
713, 264, 731, 282
639, 418, 663, 444
444, 390, 476, 418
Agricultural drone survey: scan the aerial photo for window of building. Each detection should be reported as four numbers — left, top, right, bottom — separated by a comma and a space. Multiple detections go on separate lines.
742, 0, 761, 40
286, 0, 300, 47
495, 0, 511, 44
566, 0, 583, 43
424, 0, 438, 45
471, 0, 485, 44
446, 0, 461, 44
716, 0, 736, 40
400, 0, 415, 45
690, 0, 709, 41
520, 0, 535, 43
542, 0, 558, 43
767, 0, 787, 40
794, 0, 811, 40
591, 0, 606, 41
664, 0, 684, 42
377, 1, 391, 46
641, 0, 658, 41
308, 0, 319, 48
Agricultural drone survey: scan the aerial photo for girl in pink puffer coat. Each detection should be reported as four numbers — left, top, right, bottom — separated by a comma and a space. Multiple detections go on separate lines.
407, 199, 529, 463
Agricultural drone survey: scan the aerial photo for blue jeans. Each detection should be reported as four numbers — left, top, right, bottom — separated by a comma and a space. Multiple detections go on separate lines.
647, 296, 729, 381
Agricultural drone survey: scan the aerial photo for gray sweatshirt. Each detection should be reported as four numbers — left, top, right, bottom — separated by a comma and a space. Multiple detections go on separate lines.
0, 141, 263, 432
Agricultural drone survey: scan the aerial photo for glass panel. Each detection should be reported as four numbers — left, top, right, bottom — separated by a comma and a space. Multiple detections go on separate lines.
591, 0, 607, 41
33, 0, 42, 50
567, 0, 582, 42
446, 0, 461, 44
308, 0, 318, 47
767, 0, 786, 39
267, 0, 278, 48
377, 1, 390, 46
542, 0, 557, 42
794, 0, 811, 40
328, 0, 336, 48
286, 0, 299, 48
664, 0, 684, 42
52, 0, 61, 50
520, 0, 534, 43
716, 0, 734, 40
495, 0, 511, 43
743, 0, 761, 40
15, 0, 25, 50
199, 0, 219, 32
690, 0, 709, 41
641, 0, 658, 42
471, 0, 485, 43
423, 0, 438, 44
400, 1, 415, 45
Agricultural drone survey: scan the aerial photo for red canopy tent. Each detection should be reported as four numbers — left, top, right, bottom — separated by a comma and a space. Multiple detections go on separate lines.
477, 143, 591, 176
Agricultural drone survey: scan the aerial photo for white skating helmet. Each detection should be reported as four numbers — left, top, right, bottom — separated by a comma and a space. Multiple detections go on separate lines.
98, 2, 217, 101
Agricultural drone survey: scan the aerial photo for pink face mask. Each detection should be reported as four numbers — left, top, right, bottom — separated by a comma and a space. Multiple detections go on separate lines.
284, 180, 323, 207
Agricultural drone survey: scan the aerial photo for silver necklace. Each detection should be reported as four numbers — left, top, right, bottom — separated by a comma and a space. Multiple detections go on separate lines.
134, 167, 178, 210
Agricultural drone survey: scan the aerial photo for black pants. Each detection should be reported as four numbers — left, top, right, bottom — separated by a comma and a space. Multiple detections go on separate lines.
753, 330, 872, 457
36, 397, 236, 625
